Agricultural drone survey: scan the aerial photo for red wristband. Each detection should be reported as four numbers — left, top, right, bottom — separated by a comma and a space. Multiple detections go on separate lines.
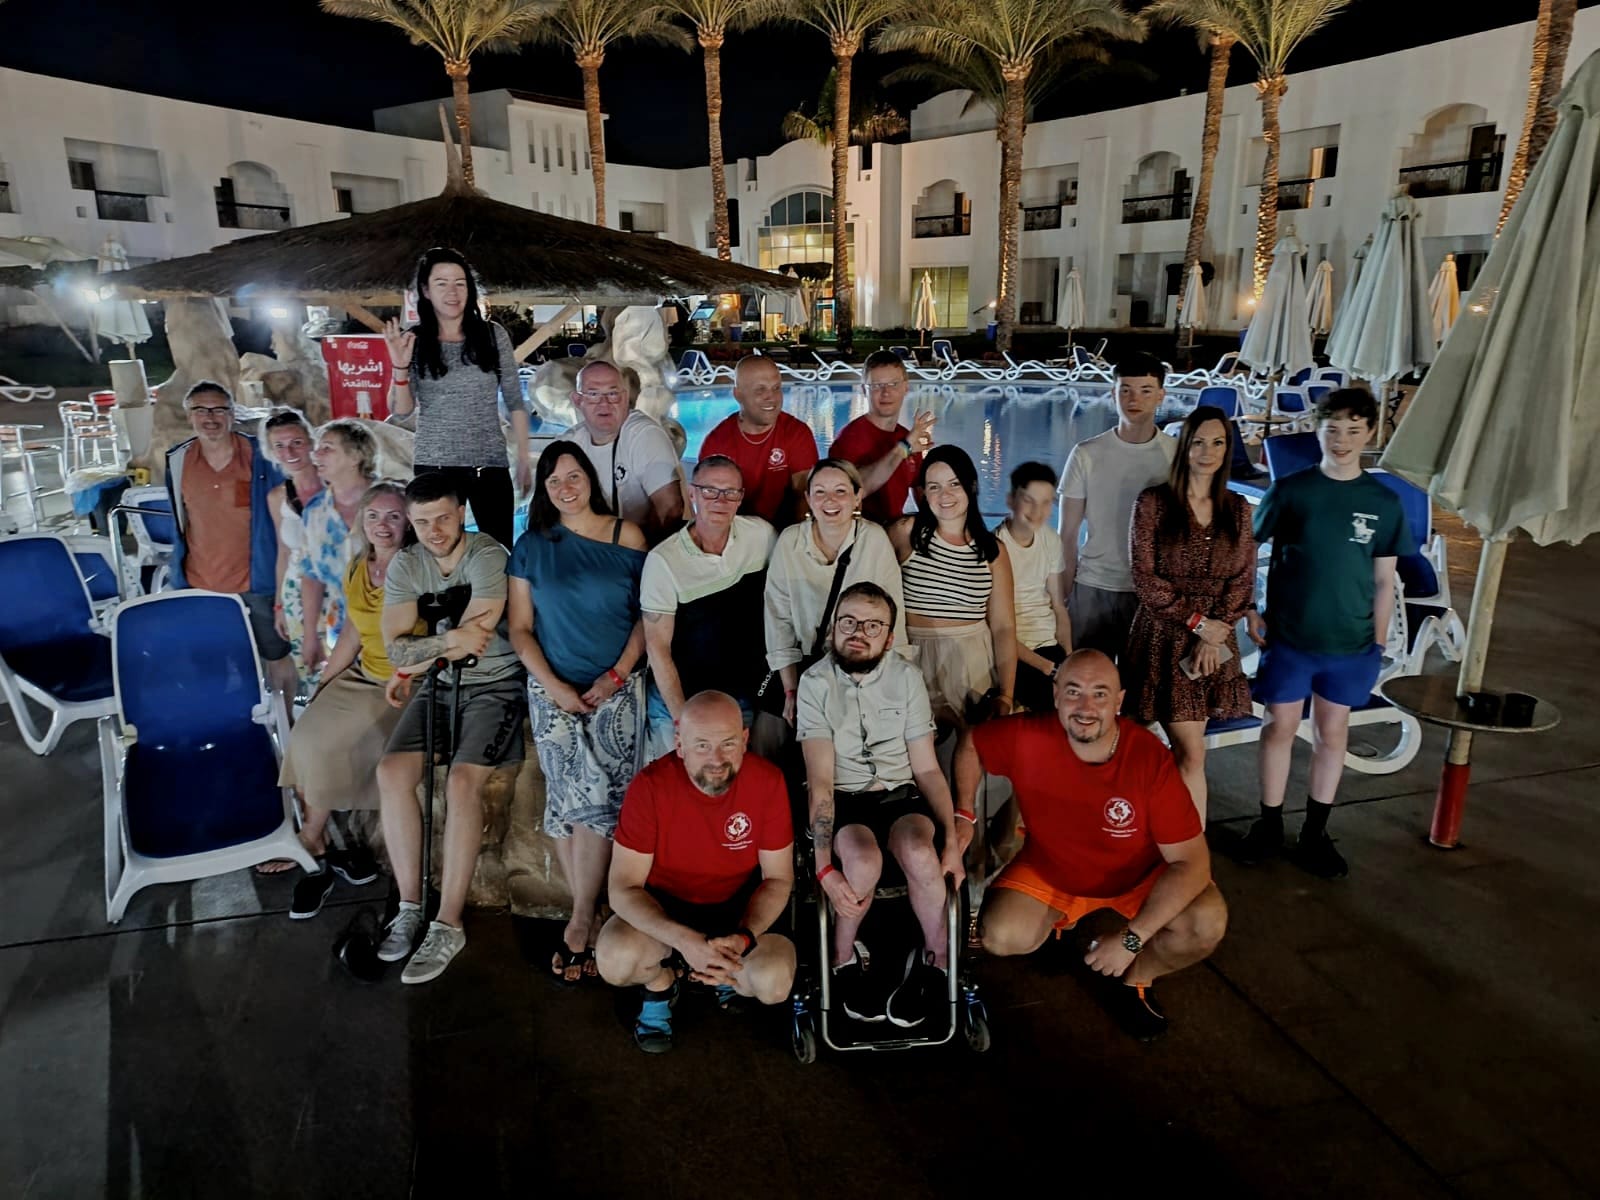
954, 809, 977, 824
606, 667, 625, 688
816, 864, 837, 883
1187, 613, 1205, 631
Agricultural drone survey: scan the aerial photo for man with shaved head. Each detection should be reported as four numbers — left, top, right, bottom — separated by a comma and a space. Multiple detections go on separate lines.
565, 359, 684, 543
597, 690, 797, 1053
696, 354, 818, 529
954, 650, 1226, 1040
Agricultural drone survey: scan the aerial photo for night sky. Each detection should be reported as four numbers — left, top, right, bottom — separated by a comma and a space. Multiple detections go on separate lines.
0, 1, 1592, 169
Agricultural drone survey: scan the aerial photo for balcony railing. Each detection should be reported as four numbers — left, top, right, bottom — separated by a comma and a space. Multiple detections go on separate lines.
1022, 204, 1061, 231
95, 190, 150, 222
1277, 178, 1316, 210
913, 212, 971, 238
0, 179, 11, 214
1059, 181, 1079, 206
1121, 188, 1191, 224
217, 200, 292, 231
1397, 153, 1503, 198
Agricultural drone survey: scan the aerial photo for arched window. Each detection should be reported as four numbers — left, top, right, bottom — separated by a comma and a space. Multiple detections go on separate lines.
756, 188, 852, 336
1122, 153, 1189, 224
912, 180, 970, 238
1399, 105, 1503, 197
216, 162, 291, 230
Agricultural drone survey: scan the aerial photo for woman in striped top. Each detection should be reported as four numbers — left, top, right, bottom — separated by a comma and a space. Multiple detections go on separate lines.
889, 446, 1016, 725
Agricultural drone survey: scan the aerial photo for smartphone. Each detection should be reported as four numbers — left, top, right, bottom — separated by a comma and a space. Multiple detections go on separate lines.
1180, 642, 1234, 680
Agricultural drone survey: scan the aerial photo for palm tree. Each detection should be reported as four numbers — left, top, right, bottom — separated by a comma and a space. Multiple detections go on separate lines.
1147, 0, 1351, 297
878, 0, 1141, 351
1499, 0, 1579, 231
665, 0, 780, 260
791, 0, 909, 349
533, 0, 691, 226
781, 68, 908, 147
320, 0, 555, 189
1181, 31, 1235, 294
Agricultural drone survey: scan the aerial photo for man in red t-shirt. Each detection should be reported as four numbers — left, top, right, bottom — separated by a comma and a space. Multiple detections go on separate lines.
697, 355, 817, 529
598, 690, 797, 1053
829, 350, 936, 523
954, 650, 1227, 1040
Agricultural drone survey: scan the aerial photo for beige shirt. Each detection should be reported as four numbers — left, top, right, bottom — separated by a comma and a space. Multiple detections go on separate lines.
796, 653, 935, 793
997, 522, 1064, 650
763, 517, 908, 671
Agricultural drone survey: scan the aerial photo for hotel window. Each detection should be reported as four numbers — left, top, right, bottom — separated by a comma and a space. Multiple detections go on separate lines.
571, 133, 579, 175
543, 130, 551, 172
910, 267, 969, 330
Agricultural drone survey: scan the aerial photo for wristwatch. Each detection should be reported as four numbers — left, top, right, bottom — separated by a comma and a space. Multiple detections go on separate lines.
898, 437, 914, 457
1121, 927, 1144, 955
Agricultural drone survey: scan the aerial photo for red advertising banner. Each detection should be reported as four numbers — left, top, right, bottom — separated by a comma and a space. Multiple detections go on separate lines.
320, 335, 392, 421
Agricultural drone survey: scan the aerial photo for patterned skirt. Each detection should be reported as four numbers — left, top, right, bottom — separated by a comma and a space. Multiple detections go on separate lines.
528, 668, 646, 839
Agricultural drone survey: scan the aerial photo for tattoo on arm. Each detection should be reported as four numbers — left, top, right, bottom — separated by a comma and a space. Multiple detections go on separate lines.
387, 633, 449, 669
811, 799, 835, 864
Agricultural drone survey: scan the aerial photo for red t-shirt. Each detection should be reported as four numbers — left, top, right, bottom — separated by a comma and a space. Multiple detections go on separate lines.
830, 415, 920, 523
699, 412, 818, 528
614, 752, 794, 905
972, 714, 1200, 898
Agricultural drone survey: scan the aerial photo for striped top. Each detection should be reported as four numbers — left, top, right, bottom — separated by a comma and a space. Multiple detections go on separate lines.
901, 534, 993, 621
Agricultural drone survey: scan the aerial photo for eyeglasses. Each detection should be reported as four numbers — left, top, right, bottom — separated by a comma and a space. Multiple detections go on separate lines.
692, 484, 745, 501
578, 389, 624, 403
835, 616, 888, 637
189, 405, 232, 417
866, 382, 905, 394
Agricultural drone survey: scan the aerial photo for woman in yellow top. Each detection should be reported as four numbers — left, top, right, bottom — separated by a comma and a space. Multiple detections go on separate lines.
281, 480, 416, 919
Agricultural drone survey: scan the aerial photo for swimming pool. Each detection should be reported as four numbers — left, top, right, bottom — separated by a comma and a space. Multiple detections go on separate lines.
664, 382, 1194, 527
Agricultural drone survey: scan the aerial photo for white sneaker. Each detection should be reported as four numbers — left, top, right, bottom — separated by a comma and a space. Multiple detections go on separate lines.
401, 921, 467, 984
376, 902, 425, 962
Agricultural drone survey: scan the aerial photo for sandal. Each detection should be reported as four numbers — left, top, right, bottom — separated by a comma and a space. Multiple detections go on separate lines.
254, 859, 297, 876
550, 943, 593, 987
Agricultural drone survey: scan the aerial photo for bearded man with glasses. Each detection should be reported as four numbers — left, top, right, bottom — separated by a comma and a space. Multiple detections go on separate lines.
564, 360, 684, 544
797, 582, 964, 1028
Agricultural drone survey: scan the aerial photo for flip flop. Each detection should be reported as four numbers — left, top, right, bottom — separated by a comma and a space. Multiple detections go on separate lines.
550, 943, 593, 987
254, 859, 298, 876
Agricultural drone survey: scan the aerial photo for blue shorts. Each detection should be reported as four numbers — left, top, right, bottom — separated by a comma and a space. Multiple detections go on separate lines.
1253, 642, 1382, 709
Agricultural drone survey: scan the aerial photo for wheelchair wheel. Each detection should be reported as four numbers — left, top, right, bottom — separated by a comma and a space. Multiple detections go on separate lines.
791, 1012, 818, 1064
962, 998, 992, 1053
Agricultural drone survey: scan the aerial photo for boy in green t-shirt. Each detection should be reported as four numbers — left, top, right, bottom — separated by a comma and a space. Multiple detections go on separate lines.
1236, 390, 1411, 880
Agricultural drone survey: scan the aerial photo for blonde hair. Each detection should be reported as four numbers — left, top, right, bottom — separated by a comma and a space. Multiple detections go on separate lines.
347, 479, 411, 563
316, 418, 379, 480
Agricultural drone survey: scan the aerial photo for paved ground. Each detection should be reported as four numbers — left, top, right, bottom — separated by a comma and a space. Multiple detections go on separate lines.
2, 393, 1598, 1198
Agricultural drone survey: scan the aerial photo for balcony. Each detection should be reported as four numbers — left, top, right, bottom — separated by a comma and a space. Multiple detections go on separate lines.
1059, 180, 1079, 206
94, 190, 150, 222
1122, 188, 1190, 224
1277, 178, 1316, 210
1398, 153, 1503, 199
0, 179, 12, 213
1022, 204, 1061, 231
217, 200, 291, 231
913, 212, 971, 238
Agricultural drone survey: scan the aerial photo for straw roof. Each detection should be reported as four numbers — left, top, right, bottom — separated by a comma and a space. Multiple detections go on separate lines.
111, 189, 797, 307
0, 265, 47, 291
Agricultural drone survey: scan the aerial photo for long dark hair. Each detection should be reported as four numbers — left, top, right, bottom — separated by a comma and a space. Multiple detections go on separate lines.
528, 439, 613, 536
411, 246, 501, 381
1160, 405, 1241, 545
911, 445, 998, 563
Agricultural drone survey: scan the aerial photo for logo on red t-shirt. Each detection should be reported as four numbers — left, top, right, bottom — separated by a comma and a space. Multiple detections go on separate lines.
723, 811, 753, 849
1103, 797, 1137, 839
767, 446, 788, 470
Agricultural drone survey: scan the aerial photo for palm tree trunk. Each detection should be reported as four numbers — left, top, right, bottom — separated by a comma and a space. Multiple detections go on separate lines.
1252, 74, 1286, 297
831, 37, 857, 351
446, 59, 475, 189
996, 66, 1028, 353
579, 53, 607, 226
1499, 0, 1555, 231
1185, 34, 1234, 276
1527, 0, 1578, 171
701, 31, 732, 261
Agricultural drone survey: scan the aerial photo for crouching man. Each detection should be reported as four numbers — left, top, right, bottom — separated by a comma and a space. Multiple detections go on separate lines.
597, 691, 797, 1053
955, 650, 1226, 1040
799, 583, 963, 1028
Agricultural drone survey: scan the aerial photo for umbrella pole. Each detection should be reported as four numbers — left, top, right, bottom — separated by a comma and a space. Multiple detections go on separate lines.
1430, 534, 1510, 848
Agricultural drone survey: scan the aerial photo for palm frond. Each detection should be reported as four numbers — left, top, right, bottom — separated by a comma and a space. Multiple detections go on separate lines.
1143, 0, 1350, 75
793, 0, 911, 43
781, 66, 908, 145
319, 0, 557, 59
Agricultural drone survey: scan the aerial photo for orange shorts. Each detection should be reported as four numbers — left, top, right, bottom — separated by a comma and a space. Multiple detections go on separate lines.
991, 856, 1164, 932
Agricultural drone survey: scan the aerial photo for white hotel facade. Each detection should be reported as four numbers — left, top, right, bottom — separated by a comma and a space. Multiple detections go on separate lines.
1, 9, 1597, 337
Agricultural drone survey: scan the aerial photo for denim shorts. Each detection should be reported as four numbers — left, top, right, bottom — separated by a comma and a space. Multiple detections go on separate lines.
1253, 641, 1383, 709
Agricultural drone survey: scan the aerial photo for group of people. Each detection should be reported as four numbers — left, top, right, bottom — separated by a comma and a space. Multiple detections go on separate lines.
159, 246, 1411, 1049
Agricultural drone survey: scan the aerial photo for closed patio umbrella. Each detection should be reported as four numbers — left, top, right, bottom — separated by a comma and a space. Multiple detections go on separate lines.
914, 270, 937, 346
92, 236, 151, 357
1381, 50, 1600, 846
1057, 266, 1085, 344
1177, 262, 1207, 332
1238, 232, 1313, 378
1327, 192, 1434, 433
1306, 258, 1335, 336
1427, 253, 1461, 345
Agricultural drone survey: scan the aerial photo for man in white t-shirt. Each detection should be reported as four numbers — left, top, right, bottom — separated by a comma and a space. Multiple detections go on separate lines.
995, 461, 1071, 713
565, 360, 684, 544
1057, 353, 1178, 664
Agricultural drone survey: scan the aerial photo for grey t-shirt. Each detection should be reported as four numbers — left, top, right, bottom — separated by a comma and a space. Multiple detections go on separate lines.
383, 532, 522, 684
411, 322, 527, 469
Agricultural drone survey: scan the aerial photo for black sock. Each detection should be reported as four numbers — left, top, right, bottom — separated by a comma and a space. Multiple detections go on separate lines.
1302, 797, 1333, 838
1258, 804, 1284, 833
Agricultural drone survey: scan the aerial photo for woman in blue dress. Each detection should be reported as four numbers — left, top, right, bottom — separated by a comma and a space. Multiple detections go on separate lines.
508, 439, 649, 983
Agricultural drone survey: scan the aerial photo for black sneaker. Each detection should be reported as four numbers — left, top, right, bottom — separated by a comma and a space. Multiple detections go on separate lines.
1289, 831, 1349, 880
1230, 817, 1285, 866
328, 845, 379, 887
1105, 982, 1169, 1041
886, 950, 947, 1029
289, 863, 336, 920
833, 953, 883, 1023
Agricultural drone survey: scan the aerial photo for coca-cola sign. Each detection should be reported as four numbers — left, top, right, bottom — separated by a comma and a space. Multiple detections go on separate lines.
320, 336, 392, 421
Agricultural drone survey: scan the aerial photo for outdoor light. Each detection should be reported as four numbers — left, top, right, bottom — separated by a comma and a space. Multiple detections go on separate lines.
80, 288, 100, 304
267, 304, 292, 319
